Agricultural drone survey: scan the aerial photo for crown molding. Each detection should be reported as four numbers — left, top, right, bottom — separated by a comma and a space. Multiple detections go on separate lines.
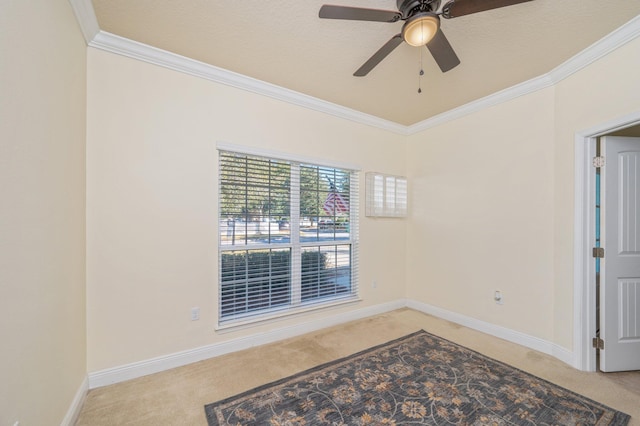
409, 14, 640, 134
71, 0, 639, 136
406, 73, 555, 134
548, 14, 640, 84
68, 0, 100, 44
89, 31, 408, 135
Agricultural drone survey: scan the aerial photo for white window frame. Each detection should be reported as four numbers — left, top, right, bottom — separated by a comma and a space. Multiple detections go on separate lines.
216, 144, 360, 329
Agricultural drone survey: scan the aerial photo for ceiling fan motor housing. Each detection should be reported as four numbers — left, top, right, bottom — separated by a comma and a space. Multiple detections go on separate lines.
397, 0, 441, 18
319, 0, 533, 76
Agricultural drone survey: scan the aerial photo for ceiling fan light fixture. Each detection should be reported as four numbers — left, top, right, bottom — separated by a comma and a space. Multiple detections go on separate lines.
402, 13, 439, 47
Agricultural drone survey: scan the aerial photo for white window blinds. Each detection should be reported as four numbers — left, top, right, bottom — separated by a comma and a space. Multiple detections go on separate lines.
365, 172, 407, 217
218, 150, 359, 326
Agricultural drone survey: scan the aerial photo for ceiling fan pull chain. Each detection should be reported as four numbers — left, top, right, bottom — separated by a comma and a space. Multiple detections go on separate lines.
418, 49, 424, 94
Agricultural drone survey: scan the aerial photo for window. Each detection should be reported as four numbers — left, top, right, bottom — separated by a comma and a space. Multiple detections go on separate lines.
218, 149, 359, 326
365, 172, 407, 217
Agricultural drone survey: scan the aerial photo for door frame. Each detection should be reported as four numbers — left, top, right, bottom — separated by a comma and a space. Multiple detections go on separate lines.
573, 110, 640, 371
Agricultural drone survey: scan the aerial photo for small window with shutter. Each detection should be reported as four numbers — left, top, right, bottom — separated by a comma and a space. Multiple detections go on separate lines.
365, 172, 407, 217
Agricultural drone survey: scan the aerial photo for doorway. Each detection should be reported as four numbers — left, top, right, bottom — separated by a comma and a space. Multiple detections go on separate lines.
574, 113, 640, 372
596, 134, 640, 372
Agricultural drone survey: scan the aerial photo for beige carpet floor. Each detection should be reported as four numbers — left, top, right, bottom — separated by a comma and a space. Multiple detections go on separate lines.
75, 308, 640, 425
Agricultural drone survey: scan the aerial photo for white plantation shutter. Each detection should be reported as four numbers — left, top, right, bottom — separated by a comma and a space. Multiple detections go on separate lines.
366, 172, 407, 217
218, 150, 359, 326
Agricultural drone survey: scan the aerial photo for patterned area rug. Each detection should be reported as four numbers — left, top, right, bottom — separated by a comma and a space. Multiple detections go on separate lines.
204, 330, 630, 425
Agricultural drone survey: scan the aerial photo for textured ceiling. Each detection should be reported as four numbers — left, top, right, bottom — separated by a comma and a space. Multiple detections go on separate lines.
91, 0, 640, 126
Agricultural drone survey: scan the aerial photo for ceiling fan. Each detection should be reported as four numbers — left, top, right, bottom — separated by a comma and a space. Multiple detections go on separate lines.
319, 0, 533, 76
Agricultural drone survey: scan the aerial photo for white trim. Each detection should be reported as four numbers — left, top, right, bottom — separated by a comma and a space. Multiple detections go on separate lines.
410, 15, 640, 133
88, 299, 405, 389
88, 31, 408, 135
572, 134, 597, 371
216, 142, 361, 172
406, 300, 574, 366
67, 0, 100, 44
548, 14, 640, 85
88, 299, 579, 389
60, 375, 88, 426
215, 298, 362, 331
551, 344, 575, 367
573, 110, 640, 371
407, 74, 554, 133
78, 14, 640, 135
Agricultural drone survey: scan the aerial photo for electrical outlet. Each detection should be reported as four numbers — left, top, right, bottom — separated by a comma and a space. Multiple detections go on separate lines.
372, 280, 377, 289
191, 307, 200, 321
494, 290, 504, 305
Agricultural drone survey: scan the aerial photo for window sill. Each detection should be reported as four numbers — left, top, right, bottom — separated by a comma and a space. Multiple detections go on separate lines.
215, 296, 362, 333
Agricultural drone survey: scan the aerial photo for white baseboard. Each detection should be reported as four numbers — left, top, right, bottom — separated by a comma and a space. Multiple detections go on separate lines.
88, 298, 575, 389
88, 299, 406, 389
61, 375, 88, 426
406, 299, 573, 364
552, 344, 575, 367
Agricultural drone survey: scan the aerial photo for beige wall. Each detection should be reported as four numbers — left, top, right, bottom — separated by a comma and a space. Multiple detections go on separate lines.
406, 88, 556, 341
406, 36, 640, 350
86, 31, 640, 372
86, 48, 407, 372
552, 37, 640, 348
0, 7, 632, 418
0, 0, 87, 424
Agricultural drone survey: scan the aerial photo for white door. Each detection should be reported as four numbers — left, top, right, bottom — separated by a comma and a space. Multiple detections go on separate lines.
600, 136, 640, 372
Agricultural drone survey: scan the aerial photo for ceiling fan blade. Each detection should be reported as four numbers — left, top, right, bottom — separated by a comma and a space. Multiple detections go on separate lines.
354, 34, 404, 77
426, 28, 460, 72
441, 0, 533, 19
319, 5, 401, 22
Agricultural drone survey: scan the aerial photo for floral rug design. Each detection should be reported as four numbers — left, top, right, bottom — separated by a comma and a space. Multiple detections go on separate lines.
204, 330, 630, 425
